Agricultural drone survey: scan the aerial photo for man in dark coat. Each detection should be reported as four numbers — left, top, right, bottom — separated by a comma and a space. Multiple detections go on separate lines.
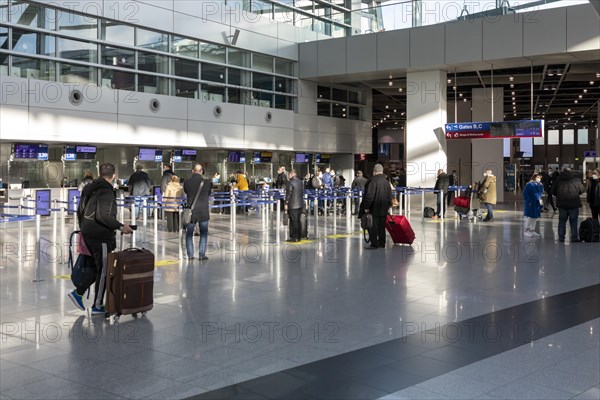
542, 167, 558, 212
360, 164, 392, 249
69, 163, 133, 314
351, 170, 368, 215
433, 169, 450, 218
552, 168, 585, 243
128, 164, 152, 220
275, 166, 289, 190
183, 163, 212, 261
447, 170, 458, 207
285, 169, 305, 242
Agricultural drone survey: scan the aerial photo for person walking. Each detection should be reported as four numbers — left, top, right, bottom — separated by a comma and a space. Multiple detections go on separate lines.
351, 170, 368, 215
542, 167, 558, 212
69, 163, 133, 314
552, 168, 585, 243
77, 170, 94, 192
128, 164, 152, 220
183, 163, 212, 260
447, 170, 458, 207
164, 175, 183, 232
359, 164, 392, 249
523, 173, 544, 237
432, 169, 450, 219
478, 169, 497, 222
586, 169, 600, 220
285, 169, 304, 243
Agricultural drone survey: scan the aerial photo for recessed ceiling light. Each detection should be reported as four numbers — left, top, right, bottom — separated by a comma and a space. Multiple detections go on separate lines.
591, 81, 595, 85
398, 88, 403, 92
459, 93, 463, 97
463, 99, 467, 102
511, 92, 515, 95
509, 76, 514, 81
386, 105, 389, 109
388, 81, 393, 87
584, 89, 588, 93
393, 109, 397, 113
574, 100, 578, 104
510, 84, 515, 88
447, 79, 452, 84
579, 95, 583, 99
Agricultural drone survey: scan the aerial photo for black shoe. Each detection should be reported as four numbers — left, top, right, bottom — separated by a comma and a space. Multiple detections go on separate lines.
194, 232, 200, 236
559, 238, 565, 243
199, 256, 209, 261
286, 239, 299, 243
571, 239, 582, 243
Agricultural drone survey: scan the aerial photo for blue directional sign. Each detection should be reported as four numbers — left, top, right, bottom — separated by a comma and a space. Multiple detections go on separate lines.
445, 120, 544, 140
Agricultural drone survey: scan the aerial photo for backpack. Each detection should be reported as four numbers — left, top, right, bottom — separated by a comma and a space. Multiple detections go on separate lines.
68, 231, 96, 298
424, 207, 435, 218
311, 176, 321, 189
579, 218, 600, 243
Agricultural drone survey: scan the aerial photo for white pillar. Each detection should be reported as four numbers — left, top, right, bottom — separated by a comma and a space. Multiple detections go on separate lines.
471, 87, 505, 203
406, 70, 448, 189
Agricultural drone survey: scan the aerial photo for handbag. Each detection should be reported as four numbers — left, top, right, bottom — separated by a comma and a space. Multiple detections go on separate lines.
182, 180, 204, 226
361, 213, 373, 243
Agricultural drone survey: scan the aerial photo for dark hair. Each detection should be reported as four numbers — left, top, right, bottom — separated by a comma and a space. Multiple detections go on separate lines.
99, 163, 116, 178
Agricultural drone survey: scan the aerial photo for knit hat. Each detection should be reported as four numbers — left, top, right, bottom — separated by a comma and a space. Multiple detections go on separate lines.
373, 164, 384, 173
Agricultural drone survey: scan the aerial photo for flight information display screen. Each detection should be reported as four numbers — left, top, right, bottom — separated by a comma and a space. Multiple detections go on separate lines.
14, 143, 48, 160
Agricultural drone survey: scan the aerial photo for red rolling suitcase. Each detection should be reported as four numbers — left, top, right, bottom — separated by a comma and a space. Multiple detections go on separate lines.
104, 234, 154, 322
453, 196, 470, 209
385, 215, 415, 245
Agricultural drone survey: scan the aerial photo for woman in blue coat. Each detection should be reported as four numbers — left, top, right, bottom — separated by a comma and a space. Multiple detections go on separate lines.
523, 173, 544, 237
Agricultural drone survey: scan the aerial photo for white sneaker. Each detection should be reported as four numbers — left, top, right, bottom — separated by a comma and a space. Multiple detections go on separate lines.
524, 231, 534, 237
531, 231, 541, 237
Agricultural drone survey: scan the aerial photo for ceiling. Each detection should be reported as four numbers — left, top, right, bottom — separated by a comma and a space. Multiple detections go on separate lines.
344, 58, 600, 131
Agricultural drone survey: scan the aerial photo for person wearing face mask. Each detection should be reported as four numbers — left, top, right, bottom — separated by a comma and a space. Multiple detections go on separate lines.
552, 167, 585, 243
587, 169, 600, 220
478, 169, 497, 222
541, 167, 558, 212
523, 173, 544, 237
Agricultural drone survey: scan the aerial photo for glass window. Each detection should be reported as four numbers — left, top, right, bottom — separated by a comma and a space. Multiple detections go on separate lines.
332, 88, 347, 102
0, 0, 7, 23
562, 129, 574, 145
139, 74, 169, 95
348, 106, 360, 120
201, 84, 225, 102
275, 58, 293, 76
227, 87, 251, 105
0, 26, 8, 48
253, 72, 272, 91
274, 76, 289, 93
348, 91, 359, 104
11, 56, 55, 80
577, 129, 588, 145
273, 3, 293, 24
275, 94, 293, 110
173, 58, 198, 79
251, 91, 271, 107
201, 42, 225, 63
137, 28, 168, 52
138, 51, 169, 74
253, 54, 273, 72
251, 0, 272, 18
173, 79, 199, 98
332, 103, 346, 118
318, 102, 331, 116
533, 135, 544, 145
228, 68, 251, 87
60, 62, 96, 85
11, 1, 55, 29
101, 46, 134, 69
12, 29, 54, 56
58, 37, 96, 63
547, 130, 559, 145
100, 20, 134, 46
57, 10, 97, 40
201, 64, 225, 83
101, 69, 134, 91
172, 36, 198, 58
228, 48, 250, 67
317, 86, 330, 100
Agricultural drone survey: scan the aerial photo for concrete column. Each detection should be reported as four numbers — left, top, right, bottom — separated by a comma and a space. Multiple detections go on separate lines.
406, 70, 447, 188
447, 100, 472, 185
471, 87, 504, 202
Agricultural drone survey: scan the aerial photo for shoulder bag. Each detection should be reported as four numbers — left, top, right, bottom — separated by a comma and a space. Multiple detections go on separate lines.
182, 180, 204, 226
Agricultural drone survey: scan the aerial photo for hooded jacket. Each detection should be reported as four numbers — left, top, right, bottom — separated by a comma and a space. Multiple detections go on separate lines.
478, 175, 497, 205
78, 178, 123, 242
163, 181, 183, 212
552, 171, 585, 209
434, 173, 450, 193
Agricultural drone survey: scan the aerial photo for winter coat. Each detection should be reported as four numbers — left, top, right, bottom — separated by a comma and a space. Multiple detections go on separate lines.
551, 171, 585, 209
478, 175, 497, 205
163, 181, 183, 212
351, 176, 368, 192
128, 170, 152, 196
523, 181, 543, 218
360, 174, 393, 217
587, 178, 599, 206
78, 178, 123, 243
434, 173, 450, 193
160, 170, 175, 194
183, 174, 211, 223
285, 176, 305, 210
233, 174, 249, 191
275, 172, 288, 189
77, 177, 93, 192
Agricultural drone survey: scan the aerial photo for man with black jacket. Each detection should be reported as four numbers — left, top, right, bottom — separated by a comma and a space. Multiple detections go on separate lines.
285, 169, 304, 242
68, 163, 133, 314
542, 167, 558, 212
128, 164, 152, 220
275, 166, 289, 190
360, 164, 392, 249
552, 168, 585, 243
183, 163, 212, 261
433, 169, 450, 219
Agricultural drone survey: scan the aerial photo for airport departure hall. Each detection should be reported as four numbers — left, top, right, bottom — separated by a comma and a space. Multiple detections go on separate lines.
1, 0, 600, 399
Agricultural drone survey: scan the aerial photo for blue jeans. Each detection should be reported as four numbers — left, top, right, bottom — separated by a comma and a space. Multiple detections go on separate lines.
186, 220, 209, 258
484, 203, 494, 220
558, 208, 579, 240
436, 193, 446, 217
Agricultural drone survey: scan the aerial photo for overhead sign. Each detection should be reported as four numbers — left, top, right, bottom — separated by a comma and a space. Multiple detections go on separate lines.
584, 151, 597, 158
445, 120, 544, 140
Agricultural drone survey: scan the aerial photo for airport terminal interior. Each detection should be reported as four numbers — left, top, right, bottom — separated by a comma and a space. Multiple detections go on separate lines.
1, 0, 600, 399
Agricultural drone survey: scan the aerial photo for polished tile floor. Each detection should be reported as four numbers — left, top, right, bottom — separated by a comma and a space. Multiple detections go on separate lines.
1, 202, 599, 399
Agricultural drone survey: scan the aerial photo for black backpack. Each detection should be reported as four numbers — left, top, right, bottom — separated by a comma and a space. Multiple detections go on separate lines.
424, 207, 435, 218
579, 218, 600, 242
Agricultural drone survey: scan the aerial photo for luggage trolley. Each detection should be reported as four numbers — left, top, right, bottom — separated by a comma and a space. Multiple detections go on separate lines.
453, 185, 483, 221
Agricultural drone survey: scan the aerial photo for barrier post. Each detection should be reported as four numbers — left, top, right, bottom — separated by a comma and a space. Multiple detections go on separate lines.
421, 190, 425, 224
231, 192, 237, 253
346, 191, 351, 233
60, 205, 66, 250
153, 196, 158, 234
142, 198, 148, 243
118, 193, 124, 222
440, 191, 444, 221
52, 200, 58, 242
130, 200, 136, 247
407, 190, 411, 220
33, 214, 44, 282
276, 198, 281, 245
399, 192, 404, 215
73, 197, 78, 231
313, 193, 318, 239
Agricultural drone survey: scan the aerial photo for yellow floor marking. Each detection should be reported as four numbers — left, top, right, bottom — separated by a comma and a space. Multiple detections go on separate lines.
53, 274, 71, 280
155, 260, 180, 267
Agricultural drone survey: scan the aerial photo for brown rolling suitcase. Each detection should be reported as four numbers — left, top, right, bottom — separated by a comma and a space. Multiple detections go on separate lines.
104, 234, 154, 322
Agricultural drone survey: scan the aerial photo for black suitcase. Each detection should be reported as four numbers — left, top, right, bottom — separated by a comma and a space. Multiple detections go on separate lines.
579, 218, 600, 242
299, 211, 308, 240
